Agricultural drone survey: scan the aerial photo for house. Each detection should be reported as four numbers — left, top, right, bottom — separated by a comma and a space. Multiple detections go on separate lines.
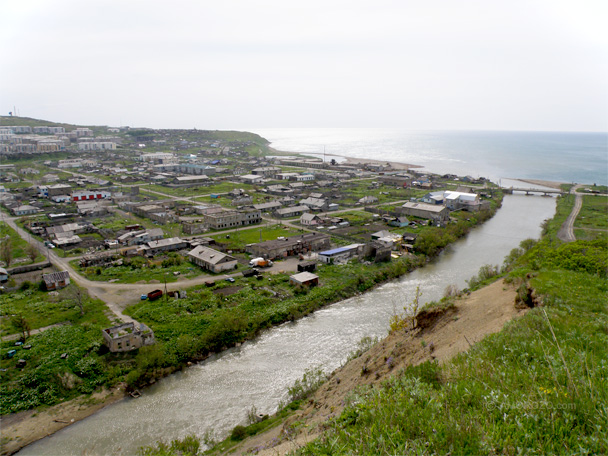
246, 233, 331, 260
251, 167, 281, 177
239, 174, 264, 184
102, 322, 156, 353
422, 191, 446, 205
11, 205, 39, 216
253, 202, 282, 212
42, 271, 70, 291
444, 191, 481, 211
388, 217, 410, 227
187, 245, 238, 273
358, 196, 378, 205
276, 205, 310, 218
318, 244, 363, 264
299, 197, 328, 211
399, 202, 449, 222
290, 272, 319, 287
300, 212, 322, 226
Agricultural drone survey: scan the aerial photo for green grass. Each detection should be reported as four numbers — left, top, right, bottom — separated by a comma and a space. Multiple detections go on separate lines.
72, 255, 203, 284
209, 225, 302, 250
0, 223, 44, 265
294, 189, 608, 456
0, 284, 118, 415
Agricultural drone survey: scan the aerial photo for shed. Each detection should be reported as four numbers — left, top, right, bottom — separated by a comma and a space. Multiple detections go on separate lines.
42, 271, 70, 291
290, 272, 319, 287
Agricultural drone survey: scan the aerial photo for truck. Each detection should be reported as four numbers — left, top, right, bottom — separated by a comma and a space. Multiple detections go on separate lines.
146, 289, 163, 301
249, 257, 273, 268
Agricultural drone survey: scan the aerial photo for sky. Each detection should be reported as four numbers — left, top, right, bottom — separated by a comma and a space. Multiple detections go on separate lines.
1, 0, 607, 131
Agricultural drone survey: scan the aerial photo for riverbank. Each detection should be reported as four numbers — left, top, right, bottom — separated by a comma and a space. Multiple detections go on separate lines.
0, 386, 126, 456
198, 278, 528, 455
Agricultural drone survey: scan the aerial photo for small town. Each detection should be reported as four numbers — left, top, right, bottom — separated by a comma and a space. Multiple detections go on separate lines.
0, 117, 605, 456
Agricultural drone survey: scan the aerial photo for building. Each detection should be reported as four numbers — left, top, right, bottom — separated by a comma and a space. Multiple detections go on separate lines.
239, 174, 264, 184
246, 233, 331, 260
300, 212, 322, 226
42, 271, 70, 290
187, 245, 238, 273
202, 208, 261, 230
358, 196, 378, 205
253, 202, 282, 212
299, 197, 328, 211
276, 205, 310, 218
102, 322, 156, 353
318, 244, 363, 264
142, 237, 188, 255
11, 205, 39, 216
290, 272, 319, 287
251, 167, 281, 177
379, 174, 413, 187
77, 142, 117, 151
47, 183, 72, 197
71, 190, 111, 202
399, 202, 449, 222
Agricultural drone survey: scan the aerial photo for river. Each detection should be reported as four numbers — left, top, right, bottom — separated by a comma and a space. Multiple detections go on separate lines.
19, 194, 556, 455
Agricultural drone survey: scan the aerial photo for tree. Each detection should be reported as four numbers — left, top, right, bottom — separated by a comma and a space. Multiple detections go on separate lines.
67, 285, 86, 316
0, 239, 12, 267
26, 243, 38, 263
11, 314, 30, 341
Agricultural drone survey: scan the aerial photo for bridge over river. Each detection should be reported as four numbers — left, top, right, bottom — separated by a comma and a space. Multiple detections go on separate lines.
501, 187, 564, 196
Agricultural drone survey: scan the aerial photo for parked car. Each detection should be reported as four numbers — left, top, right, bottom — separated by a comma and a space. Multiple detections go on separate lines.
225, 277, 235, 283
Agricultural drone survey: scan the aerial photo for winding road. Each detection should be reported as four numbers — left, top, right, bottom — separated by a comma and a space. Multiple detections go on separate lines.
557, 184, 583, 242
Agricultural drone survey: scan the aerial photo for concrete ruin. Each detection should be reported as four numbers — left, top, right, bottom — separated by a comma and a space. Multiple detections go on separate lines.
102, 322, 156, 352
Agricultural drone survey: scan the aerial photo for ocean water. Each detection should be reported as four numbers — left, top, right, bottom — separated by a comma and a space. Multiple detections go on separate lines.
250, 129, 608, 186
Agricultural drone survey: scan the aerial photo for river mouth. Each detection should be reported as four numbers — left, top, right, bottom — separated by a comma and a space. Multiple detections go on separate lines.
18, 194, 556, 456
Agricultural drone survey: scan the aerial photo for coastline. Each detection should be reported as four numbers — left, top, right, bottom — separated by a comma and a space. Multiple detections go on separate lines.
0, 386, 126, 456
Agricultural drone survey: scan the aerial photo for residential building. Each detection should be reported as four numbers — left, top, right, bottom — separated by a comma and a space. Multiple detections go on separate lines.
78, 142, 117, 151
42, 271, 70, 290
276, 205, 310, 218
187, 245, 237, 273
300, 212, 322, 226
299, 197, 328, 211
11, 205, 39, 216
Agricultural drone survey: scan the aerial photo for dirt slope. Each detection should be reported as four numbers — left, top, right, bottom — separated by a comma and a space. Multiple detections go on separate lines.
232, 279, 527, 455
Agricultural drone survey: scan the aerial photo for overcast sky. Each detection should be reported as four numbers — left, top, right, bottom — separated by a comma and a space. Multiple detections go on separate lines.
1, 0, 606, 131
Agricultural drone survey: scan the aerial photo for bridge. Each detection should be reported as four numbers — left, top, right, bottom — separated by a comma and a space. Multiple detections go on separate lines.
501, 187, 564, 196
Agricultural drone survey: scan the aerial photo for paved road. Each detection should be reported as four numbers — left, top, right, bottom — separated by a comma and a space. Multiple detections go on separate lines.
557, 185, 583, 242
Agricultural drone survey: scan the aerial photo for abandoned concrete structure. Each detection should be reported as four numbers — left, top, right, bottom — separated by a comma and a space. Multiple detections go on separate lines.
102, 322, 156, 352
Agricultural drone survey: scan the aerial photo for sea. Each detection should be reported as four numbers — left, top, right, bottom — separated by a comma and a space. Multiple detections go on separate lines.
249, 129, 608, 187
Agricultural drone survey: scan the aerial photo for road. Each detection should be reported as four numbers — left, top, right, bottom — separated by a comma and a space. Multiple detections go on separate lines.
557, 185, 583, 242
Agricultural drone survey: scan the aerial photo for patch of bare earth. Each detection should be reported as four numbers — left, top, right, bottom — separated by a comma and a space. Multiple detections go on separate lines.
0, 386, 126, 456
232, 279, 527, 456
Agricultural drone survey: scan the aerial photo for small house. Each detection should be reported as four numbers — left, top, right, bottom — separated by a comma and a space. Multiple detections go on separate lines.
42, 271, 70, 291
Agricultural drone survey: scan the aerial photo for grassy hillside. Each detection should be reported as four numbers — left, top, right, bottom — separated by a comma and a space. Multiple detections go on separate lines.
294, 196, 607, 455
